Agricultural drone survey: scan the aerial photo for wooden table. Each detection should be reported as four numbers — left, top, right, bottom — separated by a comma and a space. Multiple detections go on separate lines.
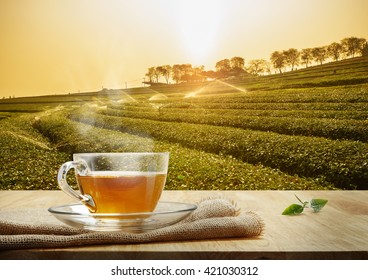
0, 190, 367, 260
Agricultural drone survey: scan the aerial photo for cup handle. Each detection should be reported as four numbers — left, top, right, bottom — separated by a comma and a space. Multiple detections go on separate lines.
57, 161, 96, 211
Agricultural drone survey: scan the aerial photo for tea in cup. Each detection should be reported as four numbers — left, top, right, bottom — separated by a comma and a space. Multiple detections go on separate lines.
57, 152, 169, 213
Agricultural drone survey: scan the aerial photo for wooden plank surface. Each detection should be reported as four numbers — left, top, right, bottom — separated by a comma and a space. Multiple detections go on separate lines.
0, 190, 367, 260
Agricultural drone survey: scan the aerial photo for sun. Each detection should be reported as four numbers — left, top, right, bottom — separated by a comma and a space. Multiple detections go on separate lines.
175, 0, 223, 64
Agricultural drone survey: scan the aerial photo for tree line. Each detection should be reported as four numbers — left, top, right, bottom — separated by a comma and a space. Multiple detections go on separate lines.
145, 36, 367, 84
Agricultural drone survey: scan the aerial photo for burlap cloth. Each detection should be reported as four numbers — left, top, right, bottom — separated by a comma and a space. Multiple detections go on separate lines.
0, 197, 264, 250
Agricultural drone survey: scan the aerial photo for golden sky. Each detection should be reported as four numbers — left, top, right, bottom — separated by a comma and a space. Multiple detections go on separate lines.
0, 0, 367, 98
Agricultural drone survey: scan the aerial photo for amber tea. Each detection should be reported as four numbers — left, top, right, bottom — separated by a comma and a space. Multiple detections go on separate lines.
77, 171, 166, 213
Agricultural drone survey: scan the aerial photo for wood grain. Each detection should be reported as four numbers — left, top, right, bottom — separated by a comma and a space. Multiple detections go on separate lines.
0, 190, 367, 259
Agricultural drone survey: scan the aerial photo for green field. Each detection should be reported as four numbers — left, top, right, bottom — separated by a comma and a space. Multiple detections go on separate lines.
1, 56, 367, 190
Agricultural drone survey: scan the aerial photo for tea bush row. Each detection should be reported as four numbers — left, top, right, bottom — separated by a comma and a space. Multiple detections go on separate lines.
0, 115, 70, 190
112, 105, 368, 120
139, 83, 368, 105
121, 100, 368, 112
185, 84, 368, 104
32, 111, 335, 191
71, 109, 368, 189
195, 101, 368, 111
103, 108, 368, 142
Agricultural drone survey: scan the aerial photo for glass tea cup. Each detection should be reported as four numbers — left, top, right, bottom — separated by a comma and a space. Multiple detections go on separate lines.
57, 152, 169, 213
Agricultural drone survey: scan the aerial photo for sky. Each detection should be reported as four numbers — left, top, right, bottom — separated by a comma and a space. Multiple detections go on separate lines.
0, 0, 367, 98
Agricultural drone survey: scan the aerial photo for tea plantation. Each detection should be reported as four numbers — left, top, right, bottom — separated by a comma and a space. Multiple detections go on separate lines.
1, 57, 367, 190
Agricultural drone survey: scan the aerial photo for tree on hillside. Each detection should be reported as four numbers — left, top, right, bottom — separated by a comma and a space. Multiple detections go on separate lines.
300, 48, 313, 68
311, 47, 327, 65
145, 67, 156, 83
229, 56, 247, 76
180, 64, 194, 82
215, 57, 247, 78
230, 56, 245, 69
156, 65, 172, 84
215, 59, 231, 78
264, 61, 272, 75
192, 65, 205, 82
247, 59, 267, 75
327, 42, 343, 61
270, 51, 286, 73
203, 70, 217, 80
153, 67, 161, 82
341, 37, 367, 57
171, 64, 197, 83
362, 42, 368, 57
283, 48, 300, 71
172, 64, 182, 83
357, 39, 368, 56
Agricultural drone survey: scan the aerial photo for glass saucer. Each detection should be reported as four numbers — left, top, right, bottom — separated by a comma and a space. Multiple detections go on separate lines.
48, 201, 197, 232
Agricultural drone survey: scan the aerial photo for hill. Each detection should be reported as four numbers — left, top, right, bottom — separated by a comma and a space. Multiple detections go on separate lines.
1, 56, 368, 105
0, 56, 367, 191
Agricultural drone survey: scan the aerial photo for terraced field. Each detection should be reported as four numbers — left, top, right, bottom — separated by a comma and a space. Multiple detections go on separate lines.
1, 57, 367, 190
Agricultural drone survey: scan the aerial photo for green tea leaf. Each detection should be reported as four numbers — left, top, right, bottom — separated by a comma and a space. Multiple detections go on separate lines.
282, 204, 304, 215
310, 199, 328, 212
